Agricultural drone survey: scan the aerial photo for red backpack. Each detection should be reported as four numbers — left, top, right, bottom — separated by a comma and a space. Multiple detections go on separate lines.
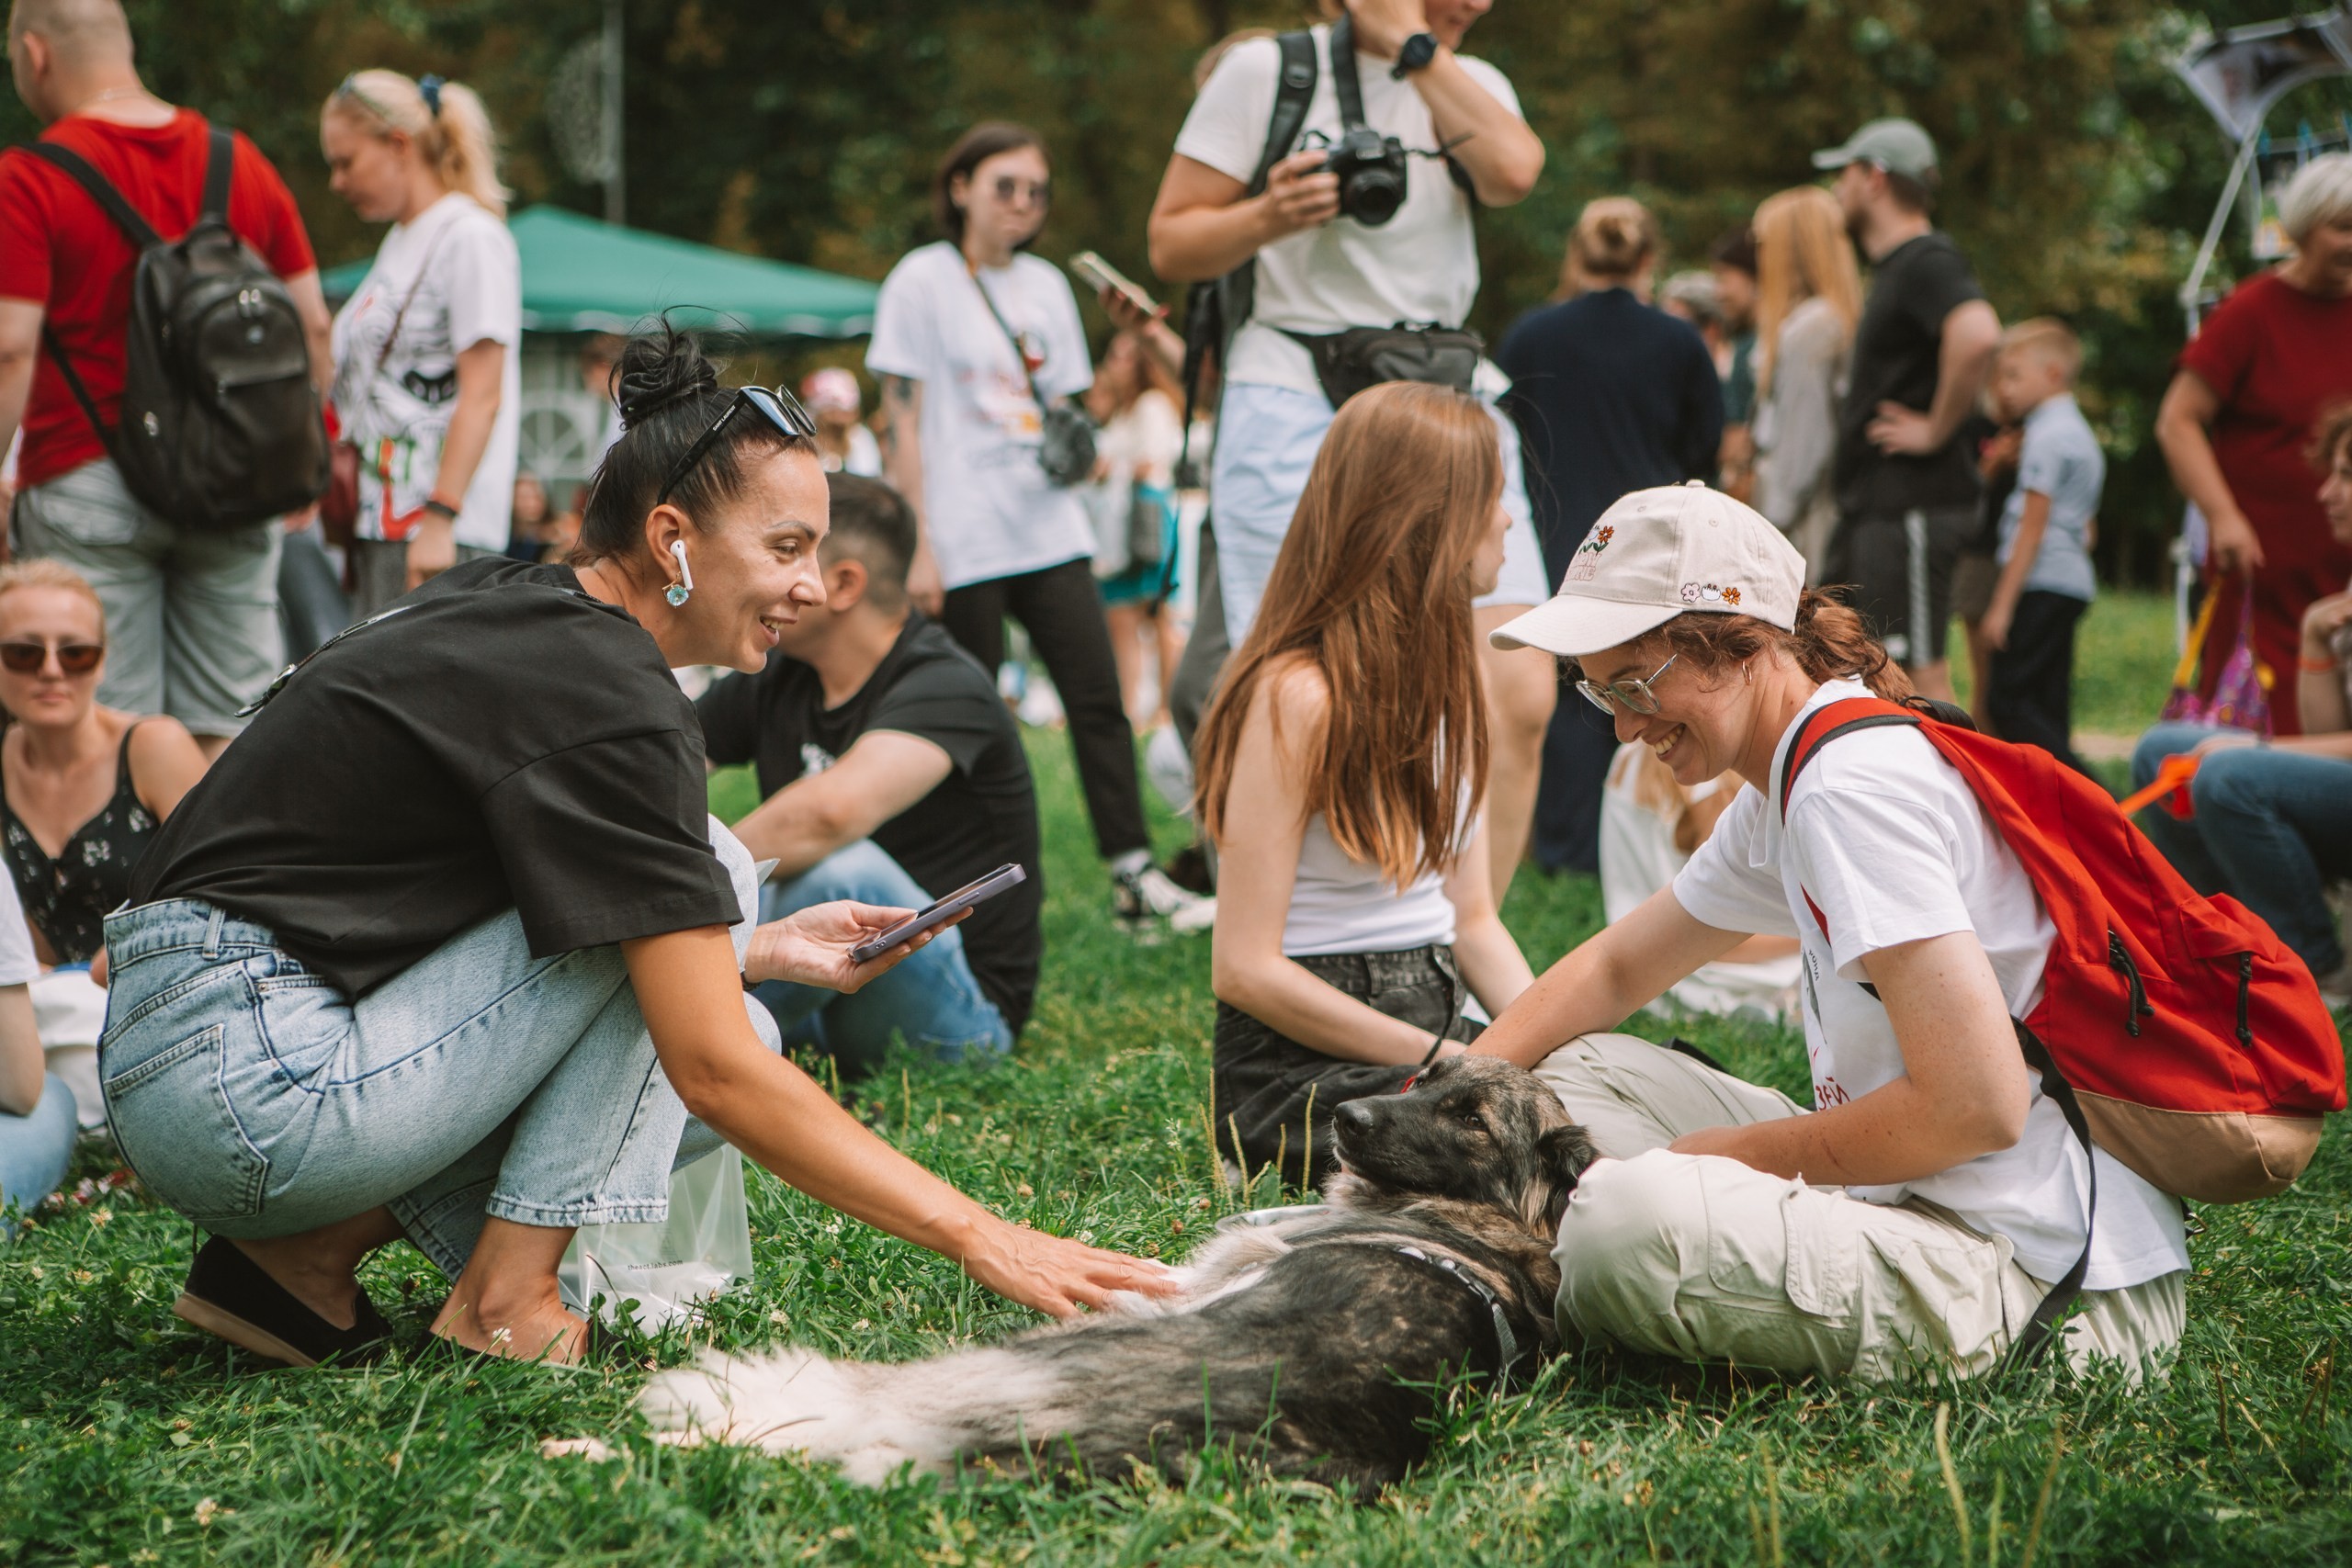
1780, 696, 2345, 1205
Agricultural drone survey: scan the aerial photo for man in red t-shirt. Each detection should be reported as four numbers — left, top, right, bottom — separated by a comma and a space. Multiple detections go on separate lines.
2, 0, 332, 755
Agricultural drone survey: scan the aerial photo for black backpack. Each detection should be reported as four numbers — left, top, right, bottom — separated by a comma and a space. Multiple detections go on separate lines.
26, 124, 329, 531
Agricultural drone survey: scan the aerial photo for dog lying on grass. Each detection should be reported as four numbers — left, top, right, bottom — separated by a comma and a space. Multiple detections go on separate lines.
635, 1056, 1596, 1494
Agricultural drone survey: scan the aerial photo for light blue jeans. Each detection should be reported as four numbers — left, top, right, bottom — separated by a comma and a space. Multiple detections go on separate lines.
0, 1073, 77, 1236
2131, 722, 2352, 976
754, 840, 1012, 1077
97, 826, 775, 1277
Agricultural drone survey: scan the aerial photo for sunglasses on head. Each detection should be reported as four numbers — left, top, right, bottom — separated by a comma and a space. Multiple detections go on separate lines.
656, 385, 818, 507
0, 639, 105, 676
989, 175, 1051, 207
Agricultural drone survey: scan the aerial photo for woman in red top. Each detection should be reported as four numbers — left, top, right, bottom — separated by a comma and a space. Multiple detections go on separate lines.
2157, 154, 2352, 735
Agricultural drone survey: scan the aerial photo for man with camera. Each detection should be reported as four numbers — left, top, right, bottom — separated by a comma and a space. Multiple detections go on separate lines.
1148, 0, 1551, 884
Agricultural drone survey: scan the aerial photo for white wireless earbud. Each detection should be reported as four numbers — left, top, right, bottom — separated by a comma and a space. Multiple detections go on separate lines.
665, 539, 695, 607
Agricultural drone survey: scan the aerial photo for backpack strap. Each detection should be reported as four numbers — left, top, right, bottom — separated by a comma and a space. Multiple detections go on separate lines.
2005, 1020, 2096, 1371
1774, 696, 1918, 823
1329, 14, 1370, 132
21, 141, 168, 451
199, 122, 233, 223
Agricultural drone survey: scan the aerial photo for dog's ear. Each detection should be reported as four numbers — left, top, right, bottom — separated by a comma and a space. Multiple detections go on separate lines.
1535, 1124, 1597, 1231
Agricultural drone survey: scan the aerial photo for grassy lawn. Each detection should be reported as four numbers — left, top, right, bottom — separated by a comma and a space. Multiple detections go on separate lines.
1949, 589, 2178, 745
6, 599, 2347, 1564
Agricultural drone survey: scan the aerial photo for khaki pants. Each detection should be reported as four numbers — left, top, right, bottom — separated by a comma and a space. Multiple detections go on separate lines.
1533, 1034, 2186, 1382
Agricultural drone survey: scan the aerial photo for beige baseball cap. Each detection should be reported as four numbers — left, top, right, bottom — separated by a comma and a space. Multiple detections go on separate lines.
1489, 481, 1804, 659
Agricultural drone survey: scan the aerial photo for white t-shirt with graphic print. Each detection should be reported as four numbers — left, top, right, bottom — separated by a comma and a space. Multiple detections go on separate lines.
329, 193, 522, 552
1172, 26, 1521, 397
865, 242, 1095, 592
1670, 679, 2190, 1290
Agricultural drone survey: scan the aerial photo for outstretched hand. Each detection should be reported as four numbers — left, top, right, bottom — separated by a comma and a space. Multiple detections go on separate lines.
960, 1217, 1182, 1319
742, 899, 965, 994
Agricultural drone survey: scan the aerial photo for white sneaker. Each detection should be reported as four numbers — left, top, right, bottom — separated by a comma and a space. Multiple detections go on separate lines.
1114, 864, 1216, 935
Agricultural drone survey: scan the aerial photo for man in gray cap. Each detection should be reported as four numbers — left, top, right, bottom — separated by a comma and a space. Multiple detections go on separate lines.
1812, 117, 2002, 703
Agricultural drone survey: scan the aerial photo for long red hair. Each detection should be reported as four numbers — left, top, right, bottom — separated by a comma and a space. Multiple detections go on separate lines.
1194, 382, 1498, 886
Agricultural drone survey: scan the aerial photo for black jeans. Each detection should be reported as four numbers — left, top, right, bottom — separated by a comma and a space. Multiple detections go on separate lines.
1213, 944, 1483, 1190
1533, 682, 1618, 874
942, 554, 1148, 861
1986, 589, 2090, 776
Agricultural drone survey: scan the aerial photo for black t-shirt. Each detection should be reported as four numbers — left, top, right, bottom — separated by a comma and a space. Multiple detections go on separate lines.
696, 614, 1043, 1033
1496, 288, 1724, 572
1835, 231, 1987, 518
130, 558, 741, 997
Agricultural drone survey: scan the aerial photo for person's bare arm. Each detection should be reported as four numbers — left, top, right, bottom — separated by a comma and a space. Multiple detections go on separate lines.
1980, 490, 2051, 651
628, 924, 1172, 1317
405, 338, 505, 590
1212, 664, 1464, 1065
1148, 152, 1340, 285
282, 269, 334, 393
0, 299, 41, 462
1441, 817, 1534, 1016
0, 983, 40, 1118
878, 374, 943, 615
128, 716, 214, 821
1344, 0, 1544, 205
728, 731, 955, 881
1668, 930, 2030, 1184
2155, 369, 2264, 574
2299, 592, 2352, 736
1471, 886, 1749, 1067
1868, 300, 2000, 457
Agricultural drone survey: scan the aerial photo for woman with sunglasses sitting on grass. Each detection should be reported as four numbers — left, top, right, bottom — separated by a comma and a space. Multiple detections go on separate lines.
0, 561, 208, 1129
96, 327, 1173, 1371
1193, 382, 1534, 1189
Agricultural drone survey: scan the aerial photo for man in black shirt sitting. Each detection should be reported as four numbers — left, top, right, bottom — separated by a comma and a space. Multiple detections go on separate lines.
697, 476, 1043, 1075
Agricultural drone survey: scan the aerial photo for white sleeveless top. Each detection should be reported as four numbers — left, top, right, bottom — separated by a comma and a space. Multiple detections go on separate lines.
1282, 807, 1466, 957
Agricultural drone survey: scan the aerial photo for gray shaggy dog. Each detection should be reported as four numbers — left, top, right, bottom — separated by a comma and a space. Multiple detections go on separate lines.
638, 1056, 1596, 1494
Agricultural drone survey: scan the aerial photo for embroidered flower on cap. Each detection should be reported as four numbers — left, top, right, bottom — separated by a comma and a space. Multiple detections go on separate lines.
1679, 581, 1742, 608
1566, 525, 1617, 582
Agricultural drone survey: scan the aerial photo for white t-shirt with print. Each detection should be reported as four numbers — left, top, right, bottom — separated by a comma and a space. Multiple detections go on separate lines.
1173, 27, 1521, 397
1670, 679, 2190, 1290
330, 193, 523, 552
865, 243, 1095, 591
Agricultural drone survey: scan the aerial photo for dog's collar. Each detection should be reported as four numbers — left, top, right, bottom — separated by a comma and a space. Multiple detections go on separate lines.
1388, 1244, 1527, 1379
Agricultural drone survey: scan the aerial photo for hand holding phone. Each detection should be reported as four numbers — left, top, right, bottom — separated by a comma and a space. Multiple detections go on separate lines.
846, 863, 1028, 964
1070, 252, 1162, 323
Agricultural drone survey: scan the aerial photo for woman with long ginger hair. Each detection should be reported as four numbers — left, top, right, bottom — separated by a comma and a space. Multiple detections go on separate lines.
1195, 383, 1534, 1188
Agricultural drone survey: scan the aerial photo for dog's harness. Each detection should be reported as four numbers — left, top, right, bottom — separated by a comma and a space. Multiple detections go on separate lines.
1386, 1244, 1527, 1380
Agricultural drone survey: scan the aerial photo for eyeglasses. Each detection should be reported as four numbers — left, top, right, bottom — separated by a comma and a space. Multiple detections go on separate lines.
656, 385, 818, 506
0, 639, 105, 676
989, 175, 1051, 207
1576, 652, 1679, 716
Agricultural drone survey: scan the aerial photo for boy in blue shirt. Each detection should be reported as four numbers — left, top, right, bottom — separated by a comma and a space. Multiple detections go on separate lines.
1982, 319, 2101, 775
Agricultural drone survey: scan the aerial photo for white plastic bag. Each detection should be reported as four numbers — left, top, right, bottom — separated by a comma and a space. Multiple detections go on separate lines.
558, 1145, 754, 1332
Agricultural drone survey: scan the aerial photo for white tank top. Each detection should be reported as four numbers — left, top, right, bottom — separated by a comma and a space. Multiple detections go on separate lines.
1282, 809, 1463, 957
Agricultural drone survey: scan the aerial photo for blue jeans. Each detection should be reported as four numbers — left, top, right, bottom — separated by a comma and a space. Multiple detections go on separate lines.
0, 1073, 77, 1235
2131, 722, 2352, 976
97, 825, 775, 1276
754, 840, 1012, 1077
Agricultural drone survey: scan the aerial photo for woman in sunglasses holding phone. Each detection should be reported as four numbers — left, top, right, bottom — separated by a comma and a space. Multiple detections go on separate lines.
96, 327, 1173, 1370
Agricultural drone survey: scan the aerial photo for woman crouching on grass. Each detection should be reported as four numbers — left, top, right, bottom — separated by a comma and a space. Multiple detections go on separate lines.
97, 328, 1172, 1369
1471, 482, 2190, 1380
1194, 381, 1534, 1189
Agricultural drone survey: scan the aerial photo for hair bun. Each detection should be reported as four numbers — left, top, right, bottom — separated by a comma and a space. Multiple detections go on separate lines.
614, 324, 720, 428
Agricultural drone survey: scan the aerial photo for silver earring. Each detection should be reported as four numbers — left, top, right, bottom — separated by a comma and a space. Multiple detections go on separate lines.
666, 539, 694, 607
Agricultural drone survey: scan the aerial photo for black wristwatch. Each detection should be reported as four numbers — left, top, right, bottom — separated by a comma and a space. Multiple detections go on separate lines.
1391, 31, 1439, 78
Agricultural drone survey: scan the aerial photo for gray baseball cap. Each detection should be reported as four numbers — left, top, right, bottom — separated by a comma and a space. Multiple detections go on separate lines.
1811, 118, 1939, 180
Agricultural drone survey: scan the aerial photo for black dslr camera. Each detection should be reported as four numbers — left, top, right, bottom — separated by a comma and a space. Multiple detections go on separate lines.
1323, 126, 1410, 227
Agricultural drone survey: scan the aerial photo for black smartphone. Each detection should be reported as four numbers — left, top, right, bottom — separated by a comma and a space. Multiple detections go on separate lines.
847, 863, 1028, 964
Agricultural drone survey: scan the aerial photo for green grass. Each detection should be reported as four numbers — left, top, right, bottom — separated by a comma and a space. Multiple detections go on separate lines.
1949, 589, 2179, 742
5, 602, 2346, 1564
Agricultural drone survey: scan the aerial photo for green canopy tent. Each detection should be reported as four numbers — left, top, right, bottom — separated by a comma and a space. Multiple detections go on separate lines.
322, 205, 877, 498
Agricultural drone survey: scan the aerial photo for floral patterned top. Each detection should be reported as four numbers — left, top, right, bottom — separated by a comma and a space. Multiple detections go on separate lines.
2, 723, 159, 964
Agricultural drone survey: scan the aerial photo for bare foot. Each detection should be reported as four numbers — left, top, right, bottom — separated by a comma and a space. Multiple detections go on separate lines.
431, 1290, 586, 1364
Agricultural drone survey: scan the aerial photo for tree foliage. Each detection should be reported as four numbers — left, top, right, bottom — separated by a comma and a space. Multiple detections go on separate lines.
5, 1, 2350, 581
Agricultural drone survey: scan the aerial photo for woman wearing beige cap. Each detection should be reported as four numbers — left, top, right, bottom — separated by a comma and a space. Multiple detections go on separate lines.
1475, 480, 2189, 1380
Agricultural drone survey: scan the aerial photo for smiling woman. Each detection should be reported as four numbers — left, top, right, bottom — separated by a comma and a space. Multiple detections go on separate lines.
91, 325, 1174, 1373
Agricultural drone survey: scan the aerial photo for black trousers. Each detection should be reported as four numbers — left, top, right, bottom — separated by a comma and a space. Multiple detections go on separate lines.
1532, 681, 1619, 874
942, 555, 1149, 861
1985, 590, 2091, 777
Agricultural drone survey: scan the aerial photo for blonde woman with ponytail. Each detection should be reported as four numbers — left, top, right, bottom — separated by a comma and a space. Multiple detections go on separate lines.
321, 70, 522, 613
1748, 186, 1862, 582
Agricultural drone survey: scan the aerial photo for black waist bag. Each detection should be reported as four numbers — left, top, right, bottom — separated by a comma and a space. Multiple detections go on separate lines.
26, 125, 329, 531
1282, 323, 1484, 411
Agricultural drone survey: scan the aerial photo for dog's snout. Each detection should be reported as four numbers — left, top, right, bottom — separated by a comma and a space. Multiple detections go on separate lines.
1335, 1100, 1378, 1134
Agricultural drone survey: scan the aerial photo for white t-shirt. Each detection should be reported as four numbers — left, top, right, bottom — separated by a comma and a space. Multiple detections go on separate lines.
0, 870, 36, 987
865, 243, 1095, 591
1670, 680, 2190, 1290
330, 194, 523, 551
1173, 27, 1521, 396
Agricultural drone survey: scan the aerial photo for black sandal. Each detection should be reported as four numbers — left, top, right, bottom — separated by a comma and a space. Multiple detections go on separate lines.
173, 1235, 393, 1369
